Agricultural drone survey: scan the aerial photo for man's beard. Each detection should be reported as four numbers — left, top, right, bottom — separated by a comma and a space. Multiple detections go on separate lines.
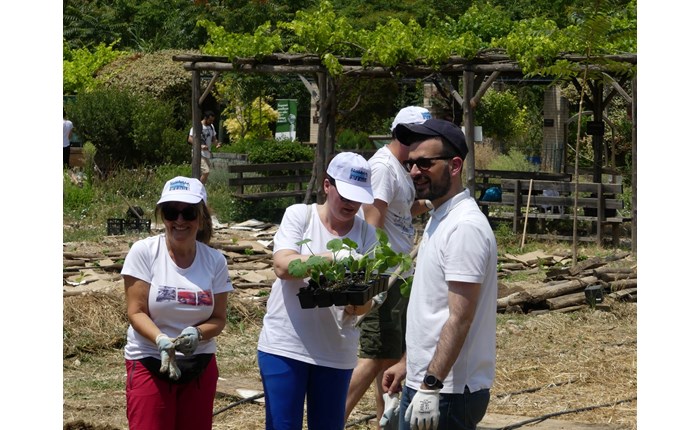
416, 168, 451, 201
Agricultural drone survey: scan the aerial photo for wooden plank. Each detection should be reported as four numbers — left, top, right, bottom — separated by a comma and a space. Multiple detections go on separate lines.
500, 195, 623, 209
501, 179, 622, 194
231, 190, 309, 200
515, 214, 627, 223
475, 170, 572, 181
228, 161, 314, 173
228, 174, 312, 187
478, 413, 622, 429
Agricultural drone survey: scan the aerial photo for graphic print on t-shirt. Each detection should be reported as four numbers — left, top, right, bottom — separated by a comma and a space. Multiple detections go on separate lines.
156, 285, 213, 307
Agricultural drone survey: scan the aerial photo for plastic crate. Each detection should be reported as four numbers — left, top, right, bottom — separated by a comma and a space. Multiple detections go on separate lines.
107, 218, 125, 235
125, 218, 151, 233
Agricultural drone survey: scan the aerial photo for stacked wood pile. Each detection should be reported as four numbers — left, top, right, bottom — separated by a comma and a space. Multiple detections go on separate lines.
497, 251, 637, 314
63, 225, 636, 315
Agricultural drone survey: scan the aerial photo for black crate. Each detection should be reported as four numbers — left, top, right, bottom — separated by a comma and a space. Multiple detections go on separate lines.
125, 218, 151, 233
107, 218, 125, 235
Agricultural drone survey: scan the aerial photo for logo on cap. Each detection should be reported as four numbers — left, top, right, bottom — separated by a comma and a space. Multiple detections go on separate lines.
349, 168, 368, 183
169, 180, 190, 191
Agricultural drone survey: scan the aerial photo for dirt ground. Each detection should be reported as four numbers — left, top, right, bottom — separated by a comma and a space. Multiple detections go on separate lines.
63, 221, 637, 430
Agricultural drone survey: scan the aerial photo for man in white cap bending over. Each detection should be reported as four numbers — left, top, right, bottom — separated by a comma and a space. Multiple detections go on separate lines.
345, 106, 434, 429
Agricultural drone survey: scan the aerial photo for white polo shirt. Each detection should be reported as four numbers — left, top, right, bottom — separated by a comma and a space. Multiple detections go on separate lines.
405, 190, 498, 394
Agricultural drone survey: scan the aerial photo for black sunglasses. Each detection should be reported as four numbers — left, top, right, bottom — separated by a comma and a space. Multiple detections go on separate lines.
161, 204, 198, 221
327, 177, 354, 203
402, 156, 454, 172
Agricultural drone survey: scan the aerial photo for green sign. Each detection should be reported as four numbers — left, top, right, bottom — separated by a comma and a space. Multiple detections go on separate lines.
275, 99, 298, 141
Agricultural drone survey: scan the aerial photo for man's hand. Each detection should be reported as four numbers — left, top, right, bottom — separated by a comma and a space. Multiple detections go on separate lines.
405, 389, 440, 430
174, 326, 200, 356
379, 392, 401, 428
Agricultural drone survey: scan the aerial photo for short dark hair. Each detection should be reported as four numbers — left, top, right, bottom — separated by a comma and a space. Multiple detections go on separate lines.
203, 110, 215, 119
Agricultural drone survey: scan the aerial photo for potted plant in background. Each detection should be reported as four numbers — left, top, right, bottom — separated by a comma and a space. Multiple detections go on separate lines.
289, 229, 413, 309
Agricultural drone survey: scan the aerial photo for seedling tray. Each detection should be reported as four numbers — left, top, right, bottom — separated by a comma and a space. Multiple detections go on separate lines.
297, 274, 390, 309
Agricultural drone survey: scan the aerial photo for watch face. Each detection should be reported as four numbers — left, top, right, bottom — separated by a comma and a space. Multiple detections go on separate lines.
424, 374, 443, 389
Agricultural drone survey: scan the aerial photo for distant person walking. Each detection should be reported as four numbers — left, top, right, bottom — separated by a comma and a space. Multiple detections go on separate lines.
188, 111, 220, 184
63, 109, 73, 169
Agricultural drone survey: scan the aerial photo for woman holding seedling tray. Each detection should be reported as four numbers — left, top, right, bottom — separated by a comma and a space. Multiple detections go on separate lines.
257, 152, 380, 430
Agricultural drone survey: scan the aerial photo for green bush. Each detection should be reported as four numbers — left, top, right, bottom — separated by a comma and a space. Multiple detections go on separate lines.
220, 137, 314, 164
160, 127, 192, 165
69, 88, 177, 172
63, 176, 95, 214
336, 129, 372, 150
487, 149, 539, 172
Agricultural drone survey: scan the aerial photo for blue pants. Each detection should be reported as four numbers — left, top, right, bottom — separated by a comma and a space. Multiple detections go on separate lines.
399, 385, 490, 430
257, 351, 353, 430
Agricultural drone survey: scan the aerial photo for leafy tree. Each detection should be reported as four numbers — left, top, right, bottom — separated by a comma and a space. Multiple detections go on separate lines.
475, 89, 527, 151
63, 41, 126, 95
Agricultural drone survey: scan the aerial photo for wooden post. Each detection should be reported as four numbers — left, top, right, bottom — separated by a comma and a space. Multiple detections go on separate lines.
520, 179, 534, 249
631, 77, 637, 254
191, 70, 202, 180
462, 71, 476, 196
513, 180, 522, 233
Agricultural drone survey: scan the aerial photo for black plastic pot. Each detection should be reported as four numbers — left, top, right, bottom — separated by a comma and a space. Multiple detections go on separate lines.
296, 274, 391, 308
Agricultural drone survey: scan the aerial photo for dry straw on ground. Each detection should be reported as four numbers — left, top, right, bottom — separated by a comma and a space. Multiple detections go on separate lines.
64, 289, 636, 430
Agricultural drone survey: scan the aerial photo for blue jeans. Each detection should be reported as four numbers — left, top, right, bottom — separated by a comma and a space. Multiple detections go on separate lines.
257, 351, 353, 430
399, 384, 490, 430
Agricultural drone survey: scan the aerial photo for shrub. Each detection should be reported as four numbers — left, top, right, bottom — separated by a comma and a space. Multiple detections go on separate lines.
487, 149, 539, 172
336, 129, 372, 150
63, 175, 95, 215
220, 137, 313, 164
69, 88, 177, 172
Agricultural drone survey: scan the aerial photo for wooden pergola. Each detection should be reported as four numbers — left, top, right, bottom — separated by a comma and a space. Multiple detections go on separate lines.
172, 51, 637, 250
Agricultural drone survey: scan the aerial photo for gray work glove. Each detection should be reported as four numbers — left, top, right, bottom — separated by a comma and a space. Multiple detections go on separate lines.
379, 392, 401, 429
405, 389, 440, 429
156, 334, 181, 380
174, 326, 200, 356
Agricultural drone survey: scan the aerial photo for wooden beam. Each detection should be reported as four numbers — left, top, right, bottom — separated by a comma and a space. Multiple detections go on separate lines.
602, 73, 632, 105
198, 71, 220, 106
470, 71, 500, 108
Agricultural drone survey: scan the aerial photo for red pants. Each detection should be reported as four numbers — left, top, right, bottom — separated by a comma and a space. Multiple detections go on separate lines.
125, 356, 219, 430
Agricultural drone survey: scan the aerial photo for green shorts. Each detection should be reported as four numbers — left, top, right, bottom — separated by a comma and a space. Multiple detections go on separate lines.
358, 283, 408, 359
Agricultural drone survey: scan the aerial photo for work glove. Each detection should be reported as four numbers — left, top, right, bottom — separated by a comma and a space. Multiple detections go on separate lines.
405, 389, 441, 430
379, 392, 401, 428
334, 249, 363, 262
156, 334, 181, 380
174, 326, 200, 356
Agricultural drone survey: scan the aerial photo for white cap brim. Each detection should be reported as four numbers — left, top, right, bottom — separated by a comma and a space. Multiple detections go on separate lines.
335, 180, 374, 204
157, 194, 203, 205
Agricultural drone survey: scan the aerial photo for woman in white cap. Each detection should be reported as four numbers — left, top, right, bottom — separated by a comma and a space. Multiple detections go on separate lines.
121, 176, 233, 430
257, 152, 378, 429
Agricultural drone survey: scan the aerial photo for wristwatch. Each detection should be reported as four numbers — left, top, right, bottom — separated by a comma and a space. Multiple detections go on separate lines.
423, 373, 444, 390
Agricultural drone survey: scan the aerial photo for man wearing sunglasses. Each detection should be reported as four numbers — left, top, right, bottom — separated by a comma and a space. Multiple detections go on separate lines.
382, 119, 498, 430
345, 106, 434, 429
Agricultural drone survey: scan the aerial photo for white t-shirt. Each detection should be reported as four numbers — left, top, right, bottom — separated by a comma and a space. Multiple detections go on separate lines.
405, 190, 498, 394
257, 203, 377, 369
121, 235, 233, 360
63, 119, 73, 148
189, 123, 216, 159
366, 146, 416, 255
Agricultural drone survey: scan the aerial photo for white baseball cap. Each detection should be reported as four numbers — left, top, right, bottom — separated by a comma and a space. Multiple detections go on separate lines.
390, 106, 432, 131
157, 176, 207, 205
326, 152, 374, 204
